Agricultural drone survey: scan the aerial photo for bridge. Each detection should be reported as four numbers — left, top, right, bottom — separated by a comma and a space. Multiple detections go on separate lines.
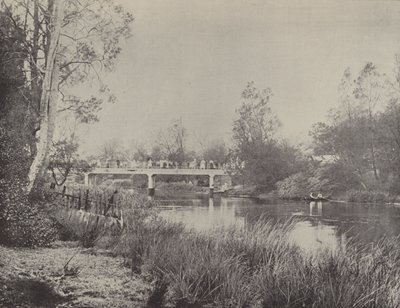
84, 167, 233, 197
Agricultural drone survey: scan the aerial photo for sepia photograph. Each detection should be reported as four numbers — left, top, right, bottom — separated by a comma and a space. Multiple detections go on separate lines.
2, 0, 400, 307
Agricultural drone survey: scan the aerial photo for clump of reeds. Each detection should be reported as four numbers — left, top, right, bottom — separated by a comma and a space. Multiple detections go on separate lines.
130, 217, 400, 307
57, 185, 400, 307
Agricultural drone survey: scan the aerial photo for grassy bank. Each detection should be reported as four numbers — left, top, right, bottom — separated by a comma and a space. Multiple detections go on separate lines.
133, 220, 400, 307
95, 198, 400, 307
50, 186, 400, 307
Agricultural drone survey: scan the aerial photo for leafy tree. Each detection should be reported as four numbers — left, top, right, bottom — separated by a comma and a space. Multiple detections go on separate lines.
232, 82, 299, 189
1, 0, 133, 191
202, 139, 228, 163
157, 118, 188, 164
311, 64, 389, 189
233, 82, 280, 150
48, 137, 90, 186
97, 138, 125, 161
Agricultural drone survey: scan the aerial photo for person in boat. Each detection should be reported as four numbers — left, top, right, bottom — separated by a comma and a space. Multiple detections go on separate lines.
310, 192, 323, 200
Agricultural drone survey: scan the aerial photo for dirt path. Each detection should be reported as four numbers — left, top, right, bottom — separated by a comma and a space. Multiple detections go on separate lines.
0, 241, 150, 307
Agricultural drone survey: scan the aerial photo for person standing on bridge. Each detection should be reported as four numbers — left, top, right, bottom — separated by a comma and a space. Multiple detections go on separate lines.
147, 157, 153, 168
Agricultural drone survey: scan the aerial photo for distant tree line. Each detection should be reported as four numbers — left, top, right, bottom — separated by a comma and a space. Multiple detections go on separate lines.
310, 60, 400, 193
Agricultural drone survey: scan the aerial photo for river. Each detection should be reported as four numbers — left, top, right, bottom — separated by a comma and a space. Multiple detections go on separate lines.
158, 196, 400, 252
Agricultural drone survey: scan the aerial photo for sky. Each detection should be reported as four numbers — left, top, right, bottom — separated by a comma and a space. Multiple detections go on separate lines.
75, 0, 400, 155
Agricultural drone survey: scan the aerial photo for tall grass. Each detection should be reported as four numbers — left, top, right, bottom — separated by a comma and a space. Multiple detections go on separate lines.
54, 185, 400, 307
122, 216, 400, 307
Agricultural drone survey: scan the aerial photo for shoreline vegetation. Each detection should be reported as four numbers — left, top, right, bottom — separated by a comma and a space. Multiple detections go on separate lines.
2, 185, 400, 307
224, 184, 400, 206
34, 188, 400, 306
102, 178, 400, 206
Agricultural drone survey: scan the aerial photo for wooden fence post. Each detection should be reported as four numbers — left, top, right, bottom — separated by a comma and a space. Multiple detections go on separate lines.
85, 189, 89, 211
78, 188, 81, 210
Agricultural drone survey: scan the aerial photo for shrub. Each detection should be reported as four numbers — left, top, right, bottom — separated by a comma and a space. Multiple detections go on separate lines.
276, 172, 308, 199
346, 189, 394, 204
114, 194, 184, 272
0, 179, 58, 247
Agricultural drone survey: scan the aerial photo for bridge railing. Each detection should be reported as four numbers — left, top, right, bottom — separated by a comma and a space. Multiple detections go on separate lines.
93, 161, 234, 171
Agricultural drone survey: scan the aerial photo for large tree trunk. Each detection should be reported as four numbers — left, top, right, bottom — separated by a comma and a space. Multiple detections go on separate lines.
27, 0, 64, 193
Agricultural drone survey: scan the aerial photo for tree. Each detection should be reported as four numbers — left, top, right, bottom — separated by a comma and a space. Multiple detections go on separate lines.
232, 82, 298, 189
157, 118, 188, 164
1, 0, 133, 191
233, 82, 280, 151
202, 139, 228, 163
26, 0, 64, 191
48, 137, 90, 186
97, 138, 124, 161
311, 64, 389, 189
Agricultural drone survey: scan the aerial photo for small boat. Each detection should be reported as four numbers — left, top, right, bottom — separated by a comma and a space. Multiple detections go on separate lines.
307, 192, 330, 201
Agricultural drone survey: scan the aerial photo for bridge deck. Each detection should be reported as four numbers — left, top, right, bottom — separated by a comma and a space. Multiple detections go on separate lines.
88, 167, 230, 176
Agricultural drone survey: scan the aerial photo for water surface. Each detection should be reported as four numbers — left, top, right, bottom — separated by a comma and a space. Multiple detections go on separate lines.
158, 196, 400, 251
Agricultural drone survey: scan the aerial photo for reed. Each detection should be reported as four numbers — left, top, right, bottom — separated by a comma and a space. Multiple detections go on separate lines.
56, 186, 400, 307
134, 219, 400, 307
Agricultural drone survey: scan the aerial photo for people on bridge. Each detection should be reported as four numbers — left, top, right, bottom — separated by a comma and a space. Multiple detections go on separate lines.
98, 157, 227, 170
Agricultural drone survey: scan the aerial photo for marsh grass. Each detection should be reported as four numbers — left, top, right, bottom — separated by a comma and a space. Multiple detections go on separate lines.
129, 218, 400, 307
55, 186, 400, 307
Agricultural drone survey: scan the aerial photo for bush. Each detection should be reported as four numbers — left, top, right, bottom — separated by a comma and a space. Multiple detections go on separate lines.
346, 189, 395, 204
0, 180, 58, 247
276, 172, 308, 199
113, 193, 184, 272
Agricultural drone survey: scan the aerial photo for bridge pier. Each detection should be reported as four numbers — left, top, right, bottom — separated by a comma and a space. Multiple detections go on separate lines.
84, 173, 96, 186
147, 174, 156, 198
209, 175, 215, 197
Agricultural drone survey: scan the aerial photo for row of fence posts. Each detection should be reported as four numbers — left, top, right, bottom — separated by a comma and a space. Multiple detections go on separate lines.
50, 183, 121, 219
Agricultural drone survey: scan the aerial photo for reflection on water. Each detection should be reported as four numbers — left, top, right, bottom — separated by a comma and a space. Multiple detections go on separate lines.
309, 201, 323, 217
158, 196, 400, 252
160, 197, 245, 231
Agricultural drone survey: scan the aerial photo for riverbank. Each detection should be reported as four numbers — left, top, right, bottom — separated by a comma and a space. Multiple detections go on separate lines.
225, 184, 400, 206
8, 185, 400, 307
3, 189, 396, 308
0, 241, 149, 307
102, 215, 400, 307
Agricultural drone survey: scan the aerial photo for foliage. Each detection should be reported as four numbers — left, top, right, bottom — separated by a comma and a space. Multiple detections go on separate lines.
48, 137, 91, 186
345, 190, 396, 204
1, 0, 133, 189
310, 61, 400, 193
233, 81, 280, 147
156, 118, 188, 164
231, 82, 305, 189
276, 160, 361, 199
0, 180, 58, 247
113, 195, 172, 273
202, 138, 228, 163
276, 172, 309, 199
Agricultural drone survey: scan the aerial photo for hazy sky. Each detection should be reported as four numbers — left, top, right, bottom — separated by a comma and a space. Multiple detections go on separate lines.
76, 0, 400, 155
